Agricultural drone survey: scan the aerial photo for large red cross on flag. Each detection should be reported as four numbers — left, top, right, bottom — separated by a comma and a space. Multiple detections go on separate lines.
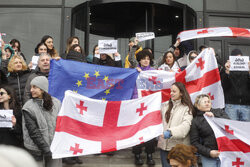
137, 48, 225, 108
50, 91, 162, 158
205, 116, 250, 167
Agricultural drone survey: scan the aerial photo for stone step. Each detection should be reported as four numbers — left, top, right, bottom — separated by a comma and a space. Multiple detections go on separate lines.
63, 148, 162, 167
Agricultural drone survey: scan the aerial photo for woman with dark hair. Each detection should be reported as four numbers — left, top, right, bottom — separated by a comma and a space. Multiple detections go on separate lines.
9, 38, 26, 62
22, 76, 62, 167
0, 85, 23, 147
28, 42, 48, 70
128, 49, 156, 165
41, 35, 59, 59
158, 82, 194, 167
158, 51, 180, 72
65, 44, 86, 63
168, 144, 197, 167
190, 94, 229, 167
65, 36, 79, 54
93, 45, 122, 67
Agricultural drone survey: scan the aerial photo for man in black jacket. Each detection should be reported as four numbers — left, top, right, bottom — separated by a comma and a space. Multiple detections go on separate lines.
220, 49, 250, 121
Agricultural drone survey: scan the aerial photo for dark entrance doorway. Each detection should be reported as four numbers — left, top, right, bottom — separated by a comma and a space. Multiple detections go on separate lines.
71, 0, 196, 63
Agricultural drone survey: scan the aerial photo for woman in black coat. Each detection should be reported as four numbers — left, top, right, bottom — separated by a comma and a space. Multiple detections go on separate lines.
7, 55, 30, 106
190, 94, 229, 167
0, 85, 23, 147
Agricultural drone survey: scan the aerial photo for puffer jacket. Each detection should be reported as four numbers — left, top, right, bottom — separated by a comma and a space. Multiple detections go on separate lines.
22, 97, 61, 160
158, 99, 193, 151
190, 108, 229, 157
7, 70, 30, 106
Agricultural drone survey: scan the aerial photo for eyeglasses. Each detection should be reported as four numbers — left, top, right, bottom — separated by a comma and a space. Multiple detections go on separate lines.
0, 92, 6, 96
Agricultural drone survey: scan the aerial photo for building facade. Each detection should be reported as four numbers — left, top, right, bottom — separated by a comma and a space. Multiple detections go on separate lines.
0, 0, 250, 65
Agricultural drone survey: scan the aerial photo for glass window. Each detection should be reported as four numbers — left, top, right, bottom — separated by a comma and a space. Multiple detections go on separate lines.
154, 35, 172, 64
208, 40, 223, 65
0, 8, 61, 62
208, 16, 238, 27
228, 44, 250, 59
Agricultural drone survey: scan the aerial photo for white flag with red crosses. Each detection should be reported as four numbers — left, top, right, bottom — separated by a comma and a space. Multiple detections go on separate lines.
137, 48, 225, 108
50, 90, 163, 158
205, 116, 250, 167
177, 27, 250, 42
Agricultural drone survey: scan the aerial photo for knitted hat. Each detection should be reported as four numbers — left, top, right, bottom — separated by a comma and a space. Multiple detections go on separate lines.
30, 76, 48, 93
129, 37, 136, 43
231, 49, 243, 56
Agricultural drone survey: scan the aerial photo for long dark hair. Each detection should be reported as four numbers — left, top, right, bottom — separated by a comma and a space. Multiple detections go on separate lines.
0, 85, 21, 114
41, 35, 57, 58
10, 39, 21, 52
165, 82, 194, 123
34, 42, 48, 54
161, 51, 176, 67
42, 91, 53, 111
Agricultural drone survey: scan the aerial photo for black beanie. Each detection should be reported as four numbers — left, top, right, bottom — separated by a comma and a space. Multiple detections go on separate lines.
231, 49, 243, 56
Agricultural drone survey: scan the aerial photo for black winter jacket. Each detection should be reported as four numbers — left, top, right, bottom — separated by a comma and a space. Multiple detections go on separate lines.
93, 56, 122, 67
220, 70, 250, 105
190, 108, 229, 158
7, 70, 30, 106
0, 108, 23, 147
66, 50, 86, 62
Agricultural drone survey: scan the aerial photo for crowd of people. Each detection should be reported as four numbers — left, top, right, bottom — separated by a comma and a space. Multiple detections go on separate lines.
0, 35, 249, 167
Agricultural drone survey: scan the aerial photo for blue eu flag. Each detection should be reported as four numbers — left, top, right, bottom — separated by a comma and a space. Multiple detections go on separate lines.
48, 59, 139, 101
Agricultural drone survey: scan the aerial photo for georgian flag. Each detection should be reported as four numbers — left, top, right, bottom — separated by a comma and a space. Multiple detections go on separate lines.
205, 116, 250, 167
137, 48, 225, 108
177, 27, 250, 42
51, 91, 162, 158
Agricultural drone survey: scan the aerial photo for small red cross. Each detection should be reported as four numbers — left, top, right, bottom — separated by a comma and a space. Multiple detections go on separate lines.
148, 76, 160, 85
197, 29, 209, 34
76, 100, 88, 115
136, 103, 147, 116
232, 157, 244, 167
139, 137, 144, 144
225, 125, 234, 135
70, 143, 83, 155
196, 58, 205, 70
208, 93, 215, 100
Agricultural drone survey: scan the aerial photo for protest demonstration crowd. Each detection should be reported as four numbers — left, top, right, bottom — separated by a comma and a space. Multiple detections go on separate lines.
0, 32, 249, 167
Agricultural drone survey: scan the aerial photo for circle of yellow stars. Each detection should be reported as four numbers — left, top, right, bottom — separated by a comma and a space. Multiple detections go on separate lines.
74, 70, 114, 101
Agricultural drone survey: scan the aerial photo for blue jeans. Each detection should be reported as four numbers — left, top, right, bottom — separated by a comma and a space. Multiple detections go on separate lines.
160, 149, 171, 167
225, 104, 250, 121
201, 155, 220, 167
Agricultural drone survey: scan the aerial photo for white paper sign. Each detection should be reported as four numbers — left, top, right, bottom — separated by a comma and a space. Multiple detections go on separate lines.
0, 110, 13, 128
0, 33, 6, 47
136, 32, 155, 42
229, 56, 249, 71
31, 55, 39, 70
98, 40, 117, 54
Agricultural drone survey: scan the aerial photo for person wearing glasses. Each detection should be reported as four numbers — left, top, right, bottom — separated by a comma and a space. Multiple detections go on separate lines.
180, 50, 198, 71
0, 85, 23, 148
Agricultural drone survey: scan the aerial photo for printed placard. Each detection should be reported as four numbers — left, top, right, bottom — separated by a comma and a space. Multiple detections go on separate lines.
31, 55, 39, 70
98, 40, 117, 54
136, 32, 155, 42
229, 56, 249, 71
0, 110, 13, 128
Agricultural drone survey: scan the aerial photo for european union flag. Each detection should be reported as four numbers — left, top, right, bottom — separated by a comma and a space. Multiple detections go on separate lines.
48, 59, 139, 101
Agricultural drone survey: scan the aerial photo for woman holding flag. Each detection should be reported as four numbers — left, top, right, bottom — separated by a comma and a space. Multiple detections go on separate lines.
158, 82, 194, 167
190, 94, 229, 167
